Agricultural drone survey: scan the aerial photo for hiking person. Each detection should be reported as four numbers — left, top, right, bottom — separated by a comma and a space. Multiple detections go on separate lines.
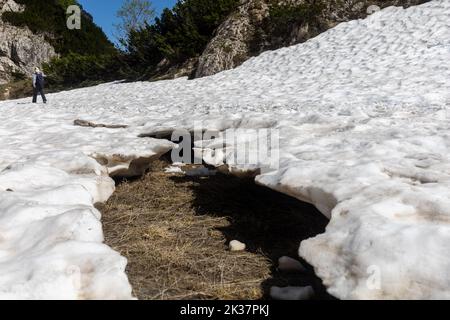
32, 67, 47, 104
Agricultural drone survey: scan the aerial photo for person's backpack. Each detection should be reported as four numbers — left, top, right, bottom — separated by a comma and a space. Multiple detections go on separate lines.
36, 73, 44, 87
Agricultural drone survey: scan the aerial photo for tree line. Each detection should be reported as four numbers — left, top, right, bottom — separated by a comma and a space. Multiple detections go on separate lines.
3, 0, 239, 89
3, 0, 342, 89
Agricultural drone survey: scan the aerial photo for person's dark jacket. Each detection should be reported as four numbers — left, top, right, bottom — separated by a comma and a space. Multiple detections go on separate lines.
32, 72, 45, 88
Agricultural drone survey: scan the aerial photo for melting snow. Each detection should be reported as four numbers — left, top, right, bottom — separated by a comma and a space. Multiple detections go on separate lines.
0, 0, 449, 299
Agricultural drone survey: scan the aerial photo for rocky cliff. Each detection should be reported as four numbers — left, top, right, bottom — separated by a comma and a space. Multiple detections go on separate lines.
0, 0, 56, 84
195, 0, 430, 78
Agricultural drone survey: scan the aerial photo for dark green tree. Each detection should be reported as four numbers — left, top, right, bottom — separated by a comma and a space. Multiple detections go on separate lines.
126, 0, 239, 75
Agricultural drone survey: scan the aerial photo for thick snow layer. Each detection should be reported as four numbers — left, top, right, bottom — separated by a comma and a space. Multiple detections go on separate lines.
0, 0, 449, 299
0, 111, 173, 298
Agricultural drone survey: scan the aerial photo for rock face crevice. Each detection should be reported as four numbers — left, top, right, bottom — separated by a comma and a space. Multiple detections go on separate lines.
0, 0, 56, 84
195, 0, 271, 78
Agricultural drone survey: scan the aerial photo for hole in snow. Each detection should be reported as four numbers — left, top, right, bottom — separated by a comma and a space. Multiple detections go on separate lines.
98, 158, 335, 300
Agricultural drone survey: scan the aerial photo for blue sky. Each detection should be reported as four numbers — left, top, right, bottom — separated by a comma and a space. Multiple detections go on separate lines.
78, 0, 178, 45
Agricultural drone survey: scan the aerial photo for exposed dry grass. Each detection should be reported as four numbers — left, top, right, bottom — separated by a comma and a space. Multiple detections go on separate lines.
98, 159, 332, 300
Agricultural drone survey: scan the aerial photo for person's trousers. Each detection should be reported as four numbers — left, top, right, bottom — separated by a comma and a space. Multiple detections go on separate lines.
32, 86, 47, 103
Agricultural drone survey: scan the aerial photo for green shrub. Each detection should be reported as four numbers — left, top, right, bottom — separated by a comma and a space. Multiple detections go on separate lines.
11, 71, 27, 81
43, 53, 130, 88
268, 1, 325, 30
256, 0, 326, 51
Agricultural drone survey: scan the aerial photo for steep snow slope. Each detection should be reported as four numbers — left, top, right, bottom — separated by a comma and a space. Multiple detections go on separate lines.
0, 0, 449, 299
